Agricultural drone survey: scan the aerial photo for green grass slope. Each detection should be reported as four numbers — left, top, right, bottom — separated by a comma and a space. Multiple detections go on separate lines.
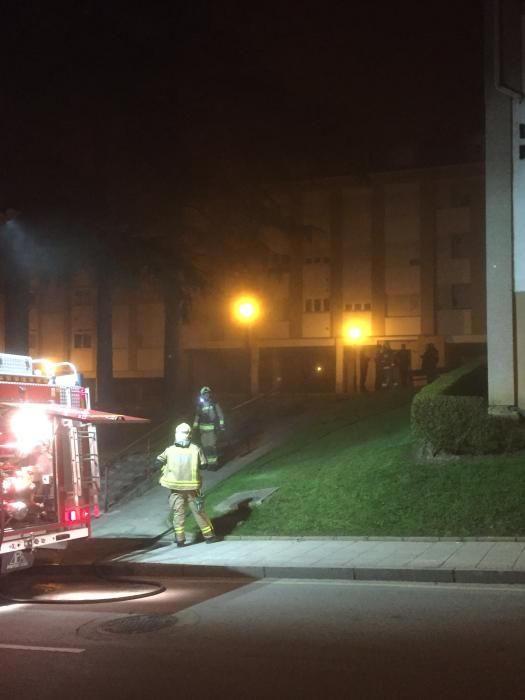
206, 390, 525, 537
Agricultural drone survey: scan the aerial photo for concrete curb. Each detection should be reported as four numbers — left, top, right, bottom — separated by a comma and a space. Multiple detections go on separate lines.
93, 560, 525, 585
220, 535, 525, 542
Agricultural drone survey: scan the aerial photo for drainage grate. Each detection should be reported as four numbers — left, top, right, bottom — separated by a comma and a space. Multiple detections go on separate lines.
215, 487, 279, 515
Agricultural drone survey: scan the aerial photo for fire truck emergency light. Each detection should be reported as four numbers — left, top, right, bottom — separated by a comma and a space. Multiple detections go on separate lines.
10, 405, 53, 456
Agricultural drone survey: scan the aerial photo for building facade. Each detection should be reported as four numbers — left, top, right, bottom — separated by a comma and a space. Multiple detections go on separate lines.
184, 163, 485, 394
0, 163, 486, 396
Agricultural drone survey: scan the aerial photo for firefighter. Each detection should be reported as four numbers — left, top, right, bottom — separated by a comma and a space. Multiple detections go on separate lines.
421, 343, 439, 383
156, 422, 218, 547
192, 386, 225, 469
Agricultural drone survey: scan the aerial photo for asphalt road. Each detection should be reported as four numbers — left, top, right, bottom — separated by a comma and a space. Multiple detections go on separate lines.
1, 575, 525, 699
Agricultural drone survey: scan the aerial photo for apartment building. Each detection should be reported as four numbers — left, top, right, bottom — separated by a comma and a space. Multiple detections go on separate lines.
0, 162, 486, 396
183, 162, 485, 393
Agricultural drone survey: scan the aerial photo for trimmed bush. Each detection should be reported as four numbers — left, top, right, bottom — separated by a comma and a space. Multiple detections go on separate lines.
411, 359, 525, 455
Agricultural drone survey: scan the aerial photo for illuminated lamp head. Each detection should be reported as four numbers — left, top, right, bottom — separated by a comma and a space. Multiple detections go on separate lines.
233, 296, 260, 324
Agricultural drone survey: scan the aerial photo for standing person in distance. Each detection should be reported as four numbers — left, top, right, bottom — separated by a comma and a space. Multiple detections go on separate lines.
374, 342, 385, 391
396, 344, 412, 387
421, 343, 439, 384
193, 386, 225, 470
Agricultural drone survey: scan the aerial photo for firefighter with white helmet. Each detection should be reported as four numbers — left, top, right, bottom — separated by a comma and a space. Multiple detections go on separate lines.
193, 386, 225, 470
156, 422, 218, 546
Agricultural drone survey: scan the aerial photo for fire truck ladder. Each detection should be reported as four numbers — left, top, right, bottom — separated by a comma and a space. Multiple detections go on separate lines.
69, 423, 101, 518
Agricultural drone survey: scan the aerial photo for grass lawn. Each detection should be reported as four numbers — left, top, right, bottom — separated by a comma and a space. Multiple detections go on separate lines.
204, 390, 525, 537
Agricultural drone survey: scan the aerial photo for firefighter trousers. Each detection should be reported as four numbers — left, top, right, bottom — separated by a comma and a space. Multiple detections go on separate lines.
199, 426, 219, 467
168, 490, 215, 544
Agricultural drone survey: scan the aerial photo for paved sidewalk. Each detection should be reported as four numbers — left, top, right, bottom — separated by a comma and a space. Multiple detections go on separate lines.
92, 403, 315, 539
100, 536, 525, 585
91, 401, 525, 586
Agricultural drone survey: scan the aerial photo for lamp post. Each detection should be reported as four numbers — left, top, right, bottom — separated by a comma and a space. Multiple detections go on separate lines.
232, 295, 260, 396
346, 325, 366, 393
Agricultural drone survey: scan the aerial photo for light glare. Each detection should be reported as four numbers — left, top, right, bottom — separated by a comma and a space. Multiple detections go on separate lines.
239, 302, 255, 318
10, 406, 53, 455
233, 296, 260, 324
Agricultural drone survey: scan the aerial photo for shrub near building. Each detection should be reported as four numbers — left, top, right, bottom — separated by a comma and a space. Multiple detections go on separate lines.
411, 360, 525, 455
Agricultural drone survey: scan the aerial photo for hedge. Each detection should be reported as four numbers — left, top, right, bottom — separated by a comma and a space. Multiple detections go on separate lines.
411, 359, 525, 455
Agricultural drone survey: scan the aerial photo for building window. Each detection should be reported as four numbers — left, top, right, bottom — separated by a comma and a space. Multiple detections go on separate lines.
451, 283, 472, 309
450, 233, 469, 259
305, 298, 330, 313
74, 333, 92, 349
345, 302, 371, 312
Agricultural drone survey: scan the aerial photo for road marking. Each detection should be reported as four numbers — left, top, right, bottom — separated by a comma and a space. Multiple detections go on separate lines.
0, 643, 85, 654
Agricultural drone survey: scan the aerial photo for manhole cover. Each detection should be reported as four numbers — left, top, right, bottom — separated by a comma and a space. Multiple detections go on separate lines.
98, 614, 177, 635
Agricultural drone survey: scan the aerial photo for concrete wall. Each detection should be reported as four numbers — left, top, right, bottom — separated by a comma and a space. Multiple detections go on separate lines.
484, 0, 518, 410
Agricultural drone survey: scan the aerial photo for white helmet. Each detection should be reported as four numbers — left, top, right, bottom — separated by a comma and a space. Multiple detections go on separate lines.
175, 422, 191, 446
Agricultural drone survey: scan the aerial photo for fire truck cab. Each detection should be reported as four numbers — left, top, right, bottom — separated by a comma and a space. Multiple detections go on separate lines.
0, 352, 148, 575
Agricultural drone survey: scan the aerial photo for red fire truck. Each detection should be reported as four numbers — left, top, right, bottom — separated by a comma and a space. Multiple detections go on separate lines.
0, 352, 148, 575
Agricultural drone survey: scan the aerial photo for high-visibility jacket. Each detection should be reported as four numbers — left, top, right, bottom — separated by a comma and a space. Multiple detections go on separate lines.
157, 443, 207, 491
193, 401, 225, 432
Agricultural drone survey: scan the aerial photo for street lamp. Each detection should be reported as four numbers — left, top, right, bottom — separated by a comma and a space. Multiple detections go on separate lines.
347, 326, 362, 342
233, 296, 260, 325
232, 295, 261, 396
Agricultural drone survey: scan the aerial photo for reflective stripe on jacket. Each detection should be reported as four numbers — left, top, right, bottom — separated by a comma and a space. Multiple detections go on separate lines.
157, 443, 206, 491
193, 402, 225, 431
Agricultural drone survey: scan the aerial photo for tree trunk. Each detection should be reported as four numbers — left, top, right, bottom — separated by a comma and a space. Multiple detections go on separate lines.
163, 290, 184, 407
95, 264, 113, 408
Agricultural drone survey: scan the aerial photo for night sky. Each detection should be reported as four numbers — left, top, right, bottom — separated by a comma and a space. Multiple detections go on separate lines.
1, 0, 484, 224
